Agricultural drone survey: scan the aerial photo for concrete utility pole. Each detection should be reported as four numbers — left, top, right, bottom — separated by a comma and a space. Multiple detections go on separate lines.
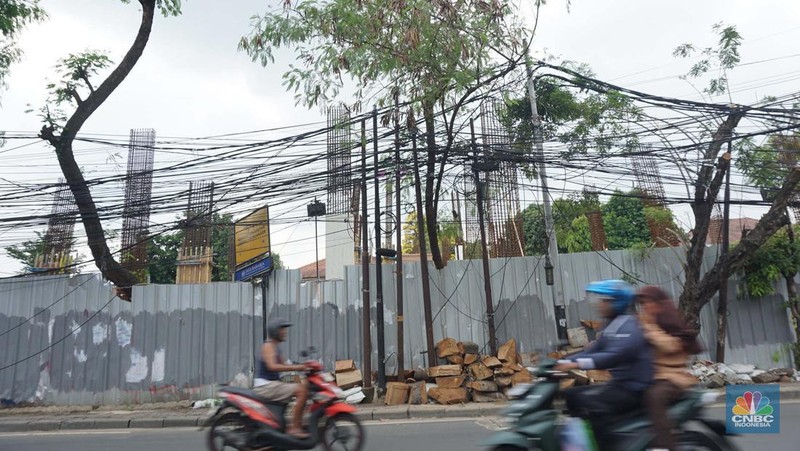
526, 60, 568, 341
394, 94, 405, 379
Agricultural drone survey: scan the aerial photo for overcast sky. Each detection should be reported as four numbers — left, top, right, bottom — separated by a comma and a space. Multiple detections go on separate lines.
1, 0, 799, 275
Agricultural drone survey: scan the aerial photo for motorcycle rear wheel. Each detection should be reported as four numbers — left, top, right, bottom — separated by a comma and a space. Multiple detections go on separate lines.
321, 412, 365, 451
207, 412, 257, 451
677, 430, 729, 451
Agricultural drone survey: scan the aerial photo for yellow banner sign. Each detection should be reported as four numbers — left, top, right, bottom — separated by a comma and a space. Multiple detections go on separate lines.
235, 206, 270, 266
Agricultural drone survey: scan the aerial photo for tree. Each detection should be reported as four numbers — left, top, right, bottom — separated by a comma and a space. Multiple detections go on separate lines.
520, 190, 677, 255
501, 63, 642, 164
0, 0, 47, 92
673, 24, 800, 326
147, 214, 285, 284
521, 192, 600, 255
5, 230, 82, 274
737, 132, 800, 367
32, 1, 182, 300
740, 226, 800, 368
239, 0, 531, 269
401, 208, 459, 261
271, 253, 285, 271
673, 22, 742, 99
147, 232, 181, 284
5, 231, 47, 273
210, 213, 233, 282
601, 190, 651, 250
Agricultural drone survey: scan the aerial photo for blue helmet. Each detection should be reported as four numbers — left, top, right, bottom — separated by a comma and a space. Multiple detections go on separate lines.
585, 279, 635, 315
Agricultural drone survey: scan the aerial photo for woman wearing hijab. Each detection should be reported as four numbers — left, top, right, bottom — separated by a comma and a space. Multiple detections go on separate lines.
636, 285, 703, 451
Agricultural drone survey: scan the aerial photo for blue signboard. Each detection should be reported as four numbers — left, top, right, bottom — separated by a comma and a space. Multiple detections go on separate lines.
234, 256, 273, 282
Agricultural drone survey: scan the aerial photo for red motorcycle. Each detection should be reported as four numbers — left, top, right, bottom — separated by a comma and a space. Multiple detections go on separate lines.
204, 351, 364, 451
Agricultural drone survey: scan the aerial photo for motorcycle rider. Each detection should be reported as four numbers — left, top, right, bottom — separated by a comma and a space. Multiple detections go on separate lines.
554, 279, 653, 441
254, 318, 309, 438
636, 285, 703, 451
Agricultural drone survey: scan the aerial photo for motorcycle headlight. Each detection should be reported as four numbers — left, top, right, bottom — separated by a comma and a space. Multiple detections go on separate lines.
321, 373, 335, 382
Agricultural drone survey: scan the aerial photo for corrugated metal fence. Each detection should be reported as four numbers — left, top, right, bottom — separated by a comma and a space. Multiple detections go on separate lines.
1, 247, 796, 405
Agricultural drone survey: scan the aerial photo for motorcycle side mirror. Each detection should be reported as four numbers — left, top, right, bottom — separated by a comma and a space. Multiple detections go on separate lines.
299, 350, 309, 358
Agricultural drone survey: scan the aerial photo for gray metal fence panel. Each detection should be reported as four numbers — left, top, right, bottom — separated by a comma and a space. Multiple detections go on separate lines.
1, 245, 795, 406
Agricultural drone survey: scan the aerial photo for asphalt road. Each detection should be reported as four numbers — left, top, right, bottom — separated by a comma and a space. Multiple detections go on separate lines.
2, 402, 799, 450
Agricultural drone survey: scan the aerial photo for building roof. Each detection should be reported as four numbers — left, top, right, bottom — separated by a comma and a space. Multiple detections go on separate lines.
706, 217, 760, 244
299, 259, 326, 280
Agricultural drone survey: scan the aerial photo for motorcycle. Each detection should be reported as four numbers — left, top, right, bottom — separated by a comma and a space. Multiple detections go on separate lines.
203, 349, 365, 451
482, 358, 738, 451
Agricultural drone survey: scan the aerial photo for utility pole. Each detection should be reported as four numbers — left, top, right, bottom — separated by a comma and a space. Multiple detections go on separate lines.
394, 94, 405, 378
373, 107, 386, 393
360, 119, 372, 389
526, 59, 568, 341
716, 144, 732, 363
412, 133, 437, 368
470, 119, 498, 356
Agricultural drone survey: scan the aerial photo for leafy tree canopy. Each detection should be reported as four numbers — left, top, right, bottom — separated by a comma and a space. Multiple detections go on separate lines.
148, 213, 284, 284
500, 62, 642, 165
240, 0, 530, 109
740, 226, 800, 298
5, 231, 47, 273
521, 190, 679, 255
601, 189, 651, 250
0, 0, 47, 92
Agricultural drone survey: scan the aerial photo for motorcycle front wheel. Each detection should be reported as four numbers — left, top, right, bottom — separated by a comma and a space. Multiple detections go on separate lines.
321, 412, 365, 451
207, 412, 256, 451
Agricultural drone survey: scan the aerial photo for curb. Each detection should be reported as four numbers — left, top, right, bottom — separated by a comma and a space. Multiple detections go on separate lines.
2, 385, 799, 433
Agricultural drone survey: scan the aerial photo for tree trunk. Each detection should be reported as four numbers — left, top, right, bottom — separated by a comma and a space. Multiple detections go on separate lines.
38, 0, 158, 301
422, 102, 445, 269
679, 111, 744, 326
785, 222, 800, 369
681, 167, 800, 325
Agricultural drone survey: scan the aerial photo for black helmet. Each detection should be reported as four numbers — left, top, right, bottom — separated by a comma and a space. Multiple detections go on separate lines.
267, 318, 292, 341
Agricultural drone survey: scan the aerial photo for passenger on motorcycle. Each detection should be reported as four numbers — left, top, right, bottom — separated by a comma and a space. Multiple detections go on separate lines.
636, 285, 703, 451
254, 318, 310, 438
554, 279, 653, 440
